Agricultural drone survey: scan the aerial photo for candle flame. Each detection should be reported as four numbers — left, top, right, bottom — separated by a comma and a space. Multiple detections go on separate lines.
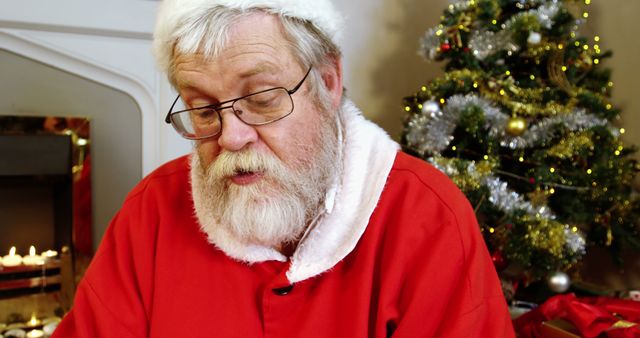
29, 313, 38, 325
42, 250, 58, 258
29, 245, 36, 256
9, 246, 16, 256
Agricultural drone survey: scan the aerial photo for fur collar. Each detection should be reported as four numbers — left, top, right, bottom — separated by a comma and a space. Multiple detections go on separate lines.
191, 99, 399, 283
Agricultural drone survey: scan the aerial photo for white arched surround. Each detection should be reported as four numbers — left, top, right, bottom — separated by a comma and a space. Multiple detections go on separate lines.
0, 1, 190, 175
0, 1, 191, 246
0, 30, 163, 174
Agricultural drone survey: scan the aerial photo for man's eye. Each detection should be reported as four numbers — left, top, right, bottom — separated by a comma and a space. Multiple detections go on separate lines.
247, 97, 275, 107
246, 92, 282, 108
190, 108, 216, 121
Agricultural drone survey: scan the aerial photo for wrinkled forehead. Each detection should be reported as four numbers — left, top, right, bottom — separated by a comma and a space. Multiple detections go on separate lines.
170, 11, 300, 83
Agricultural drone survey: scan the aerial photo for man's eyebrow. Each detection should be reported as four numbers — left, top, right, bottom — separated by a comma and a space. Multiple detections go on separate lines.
236, 62, 280, 79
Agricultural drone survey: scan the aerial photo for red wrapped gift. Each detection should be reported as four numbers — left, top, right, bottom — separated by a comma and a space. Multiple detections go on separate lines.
513, 293, 640, 338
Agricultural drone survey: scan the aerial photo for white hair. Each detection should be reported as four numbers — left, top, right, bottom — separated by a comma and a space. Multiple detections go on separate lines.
153, 0, 343, 84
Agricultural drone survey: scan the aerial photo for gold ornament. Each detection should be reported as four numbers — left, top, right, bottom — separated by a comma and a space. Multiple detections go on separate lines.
548, 49, 575, 96
506, 117, 527, 136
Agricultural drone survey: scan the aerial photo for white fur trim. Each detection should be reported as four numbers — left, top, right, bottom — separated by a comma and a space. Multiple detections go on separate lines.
286, 100, 399, 283
153, 0, 344, 73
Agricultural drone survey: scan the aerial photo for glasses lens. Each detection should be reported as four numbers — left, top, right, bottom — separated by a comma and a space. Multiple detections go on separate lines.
233, 88, 293, 124
171, 107, 221, 139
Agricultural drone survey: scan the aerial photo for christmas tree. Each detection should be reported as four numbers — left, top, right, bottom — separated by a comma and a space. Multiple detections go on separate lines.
401, 0, 640, 294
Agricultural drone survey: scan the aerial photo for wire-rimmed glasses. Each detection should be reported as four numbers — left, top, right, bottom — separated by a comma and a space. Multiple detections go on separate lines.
165, 66, 312, 140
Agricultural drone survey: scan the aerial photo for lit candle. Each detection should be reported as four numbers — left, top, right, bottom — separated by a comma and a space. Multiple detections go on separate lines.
2, 246, 23, 267
28, 313, 42, 327
23, 246, 45, 266
41, 250, 58, 259
26, 329, 44, 338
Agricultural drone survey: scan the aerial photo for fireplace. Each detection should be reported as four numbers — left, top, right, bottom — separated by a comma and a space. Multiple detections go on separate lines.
0, 3, 189, 335
0, 116, 91, 334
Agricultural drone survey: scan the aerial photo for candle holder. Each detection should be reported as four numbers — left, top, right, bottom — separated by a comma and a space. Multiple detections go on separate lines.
0, 248, 65, 338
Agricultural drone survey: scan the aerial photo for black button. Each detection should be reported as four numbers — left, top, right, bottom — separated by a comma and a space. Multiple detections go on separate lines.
272, 284, 294, 295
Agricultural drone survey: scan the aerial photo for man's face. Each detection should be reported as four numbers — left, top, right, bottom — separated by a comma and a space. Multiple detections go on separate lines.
173, 13, 327, 175
174, 13, 342, 247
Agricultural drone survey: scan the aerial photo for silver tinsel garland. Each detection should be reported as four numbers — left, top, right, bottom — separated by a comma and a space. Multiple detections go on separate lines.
484, 176, 555, 219
428, 155, 586, 255
469, 30, 519, 60
470, 2, 560, 60
511, 2, 560, 30
422, 1, 562, 61
420, 28, 442, 61
564, 227, 587, 255
497, 110, 610, 149
405, 99, 453, 154
405, 93, 612, 154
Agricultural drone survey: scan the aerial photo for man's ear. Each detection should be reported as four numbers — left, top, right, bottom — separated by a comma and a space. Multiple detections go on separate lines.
319, 55, 343, 110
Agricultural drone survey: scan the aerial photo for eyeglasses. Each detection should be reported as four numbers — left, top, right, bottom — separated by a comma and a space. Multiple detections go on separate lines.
165, 66, 312, 140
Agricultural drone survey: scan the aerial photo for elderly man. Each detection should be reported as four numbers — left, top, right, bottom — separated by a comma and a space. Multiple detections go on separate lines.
53, 0, 514, 337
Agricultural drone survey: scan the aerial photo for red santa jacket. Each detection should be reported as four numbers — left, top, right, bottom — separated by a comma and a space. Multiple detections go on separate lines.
53, 100, 514, 337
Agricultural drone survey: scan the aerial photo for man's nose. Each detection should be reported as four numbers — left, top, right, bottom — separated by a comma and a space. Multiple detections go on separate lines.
216, 110, 259, 151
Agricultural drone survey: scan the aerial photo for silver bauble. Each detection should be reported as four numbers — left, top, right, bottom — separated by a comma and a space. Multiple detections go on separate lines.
421, 100, 441, 117
547, 271, 571, 293
527, 31, 542, 45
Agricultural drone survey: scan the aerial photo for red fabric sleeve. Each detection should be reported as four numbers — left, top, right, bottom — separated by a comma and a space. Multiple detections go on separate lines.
381, 161, 515, 337
53, 187, 157, 338
391, 213, 514, 337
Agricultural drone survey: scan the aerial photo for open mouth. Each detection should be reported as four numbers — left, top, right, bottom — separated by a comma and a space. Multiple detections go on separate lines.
229, 168, 263, 185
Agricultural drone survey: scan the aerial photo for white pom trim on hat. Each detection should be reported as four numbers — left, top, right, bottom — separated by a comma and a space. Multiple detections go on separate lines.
153, 0, 344, 74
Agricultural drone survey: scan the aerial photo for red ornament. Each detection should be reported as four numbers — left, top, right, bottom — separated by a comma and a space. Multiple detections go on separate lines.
491, 250, 509, 271
529, 177, 536, 184
440, 43, 452, 52
505, 223, 514, 230
463, 47, 470, 53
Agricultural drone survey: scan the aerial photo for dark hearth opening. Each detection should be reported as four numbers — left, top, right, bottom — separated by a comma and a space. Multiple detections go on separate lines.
0, 134, 73, 256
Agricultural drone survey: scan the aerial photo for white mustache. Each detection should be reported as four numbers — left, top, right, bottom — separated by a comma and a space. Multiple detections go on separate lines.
208, 149, 284, 180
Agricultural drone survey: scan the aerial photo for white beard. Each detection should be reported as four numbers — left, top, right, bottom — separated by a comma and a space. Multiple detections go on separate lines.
190, 111, 341, 249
